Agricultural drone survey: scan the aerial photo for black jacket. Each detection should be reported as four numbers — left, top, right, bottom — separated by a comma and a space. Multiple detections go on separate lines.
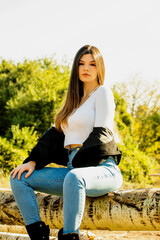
23, 126, 122, 169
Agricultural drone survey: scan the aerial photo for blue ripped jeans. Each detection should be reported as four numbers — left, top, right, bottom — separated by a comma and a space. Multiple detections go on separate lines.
10, 147, 123, 234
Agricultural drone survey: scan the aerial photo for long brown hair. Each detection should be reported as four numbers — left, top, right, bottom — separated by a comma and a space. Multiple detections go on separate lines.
54, 45, 105, 131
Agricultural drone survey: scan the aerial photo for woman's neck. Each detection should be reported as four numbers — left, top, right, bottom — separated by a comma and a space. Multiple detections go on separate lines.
83, 83, 99, 98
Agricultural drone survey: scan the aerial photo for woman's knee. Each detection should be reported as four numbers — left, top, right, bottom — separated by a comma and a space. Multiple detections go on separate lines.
10, 175, 19, 191
10, 172, 27, 190
63, 169, 86, 188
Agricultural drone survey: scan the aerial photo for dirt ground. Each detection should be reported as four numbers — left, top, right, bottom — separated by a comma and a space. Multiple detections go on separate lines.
49, 230, 160, 240
86, 230, 160, 239
0, 229, 160, 240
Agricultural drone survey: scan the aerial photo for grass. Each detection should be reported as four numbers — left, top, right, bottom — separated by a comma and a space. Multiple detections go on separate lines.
0, 173, 11, 189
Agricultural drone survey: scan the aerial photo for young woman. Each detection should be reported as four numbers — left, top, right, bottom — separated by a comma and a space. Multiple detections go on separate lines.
10, 45, 123, 240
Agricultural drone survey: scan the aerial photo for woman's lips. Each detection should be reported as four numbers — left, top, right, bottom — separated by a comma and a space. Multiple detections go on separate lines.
82, 73, 90, 76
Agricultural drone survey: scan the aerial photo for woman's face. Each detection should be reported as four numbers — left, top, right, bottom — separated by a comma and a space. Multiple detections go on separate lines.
78, 54, 98, 84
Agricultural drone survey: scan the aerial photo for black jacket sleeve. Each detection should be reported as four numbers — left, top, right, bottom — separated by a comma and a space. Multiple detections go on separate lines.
23, 127, 68, 169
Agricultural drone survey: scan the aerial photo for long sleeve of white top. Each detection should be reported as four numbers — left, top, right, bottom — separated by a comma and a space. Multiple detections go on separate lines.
94, 86, 115, 132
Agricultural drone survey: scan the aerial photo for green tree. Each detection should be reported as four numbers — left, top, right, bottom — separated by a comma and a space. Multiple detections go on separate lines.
134, 106, 160, 160
0, 57, 70, 173
0, 125, 38, 174
113, 75, 160, 158
113, 88, 158, 186
0, 58, 70, 136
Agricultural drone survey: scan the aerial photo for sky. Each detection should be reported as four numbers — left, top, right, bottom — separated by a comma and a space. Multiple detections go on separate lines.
0, 0, 160, 86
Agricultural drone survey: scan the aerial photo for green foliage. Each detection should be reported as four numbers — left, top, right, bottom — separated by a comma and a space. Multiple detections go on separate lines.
8, 125, 38, 152
113, 77, 160, 160
0, 125, 38, 174
0, 58, 70, 135
0, 136, 22, 174
119, 144, 157, 185
134, 106, 160, 160
113, 87, 159, 186
0, 57, 70, 173
113, 88, 133, 144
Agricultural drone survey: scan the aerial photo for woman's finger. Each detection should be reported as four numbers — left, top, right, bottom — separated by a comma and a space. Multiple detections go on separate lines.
17, 168, 26, 180
25, 168, 34, 179
12, 168, 20, 179
10, 168, 16, 175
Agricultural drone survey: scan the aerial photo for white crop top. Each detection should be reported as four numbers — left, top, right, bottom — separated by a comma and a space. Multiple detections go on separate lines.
60, 85, 115, 149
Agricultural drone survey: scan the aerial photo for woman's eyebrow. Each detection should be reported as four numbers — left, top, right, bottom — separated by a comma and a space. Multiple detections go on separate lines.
79, 60, 95, 62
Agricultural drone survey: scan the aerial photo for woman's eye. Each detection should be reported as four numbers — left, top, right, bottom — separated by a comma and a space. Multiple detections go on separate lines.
78, 63, 96, 66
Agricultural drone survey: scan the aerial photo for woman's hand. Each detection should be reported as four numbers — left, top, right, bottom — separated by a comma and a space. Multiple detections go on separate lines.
10, 161, 36, 180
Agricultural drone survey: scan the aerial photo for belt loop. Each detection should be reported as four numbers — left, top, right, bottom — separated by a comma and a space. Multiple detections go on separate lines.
68, 146, 81, 155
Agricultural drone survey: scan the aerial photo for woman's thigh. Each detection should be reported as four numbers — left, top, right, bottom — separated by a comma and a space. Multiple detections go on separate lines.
18, 167, 70, 196
68, 164, 123, 197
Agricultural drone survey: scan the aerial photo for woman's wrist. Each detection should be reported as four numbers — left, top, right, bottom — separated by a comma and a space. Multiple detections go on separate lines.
29, 161, 36, 167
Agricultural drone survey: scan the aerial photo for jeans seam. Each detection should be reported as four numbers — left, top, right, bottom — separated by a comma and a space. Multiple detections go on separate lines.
27, 179, 65, 183
29, 186, 40, 223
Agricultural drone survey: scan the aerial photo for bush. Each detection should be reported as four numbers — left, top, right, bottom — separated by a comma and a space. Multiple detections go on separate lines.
0, 58, 70, 135
0, 136, 26, 174
0, 125, 38, 174
0, 57, 70, 174
119, 144, 157, 185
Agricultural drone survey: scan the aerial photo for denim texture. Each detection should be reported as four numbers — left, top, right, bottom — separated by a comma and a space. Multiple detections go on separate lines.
10, 147, 123, 233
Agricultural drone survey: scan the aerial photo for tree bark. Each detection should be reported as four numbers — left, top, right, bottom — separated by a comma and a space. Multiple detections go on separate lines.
0, 188, 160, 231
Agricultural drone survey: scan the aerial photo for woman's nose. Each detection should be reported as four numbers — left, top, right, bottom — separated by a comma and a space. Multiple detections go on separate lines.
84, 65, 89, 71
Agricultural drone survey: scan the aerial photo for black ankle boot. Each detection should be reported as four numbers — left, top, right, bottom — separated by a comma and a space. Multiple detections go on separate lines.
26, 221, 50, 240
58, 228, 79, 240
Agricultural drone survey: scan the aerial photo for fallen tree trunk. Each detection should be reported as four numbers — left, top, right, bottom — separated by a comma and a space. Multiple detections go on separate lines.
0, 188, 160, 231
